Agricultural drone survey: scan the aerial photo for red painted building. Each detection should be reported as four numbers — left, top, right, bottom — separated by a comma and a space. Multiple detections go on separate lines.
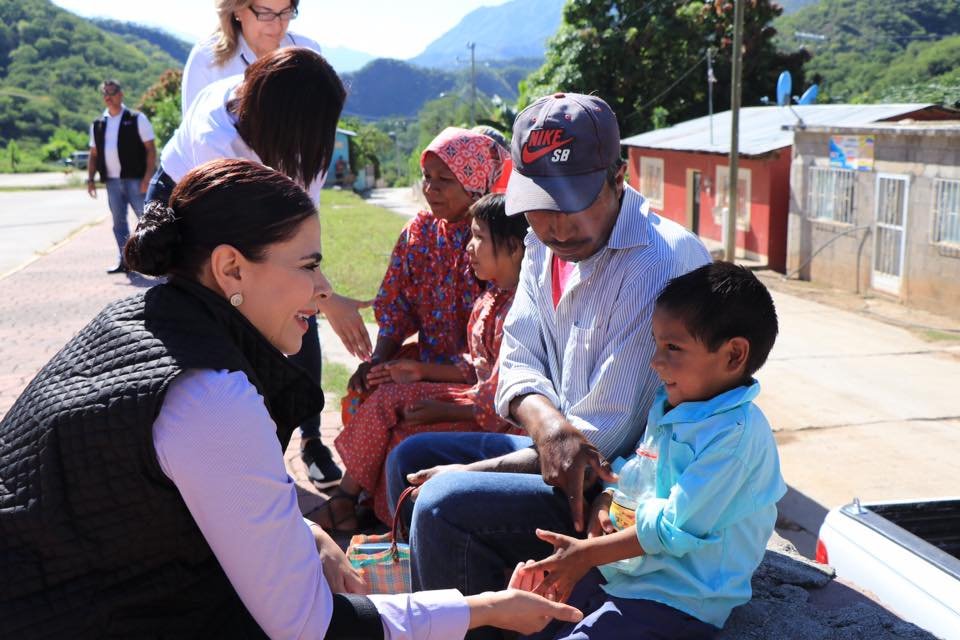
621, 105, 951, 272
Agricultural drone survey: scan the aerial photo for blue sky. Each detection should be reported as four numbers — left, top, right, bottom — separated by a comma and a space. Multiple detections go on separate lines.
51, 0, 511, 59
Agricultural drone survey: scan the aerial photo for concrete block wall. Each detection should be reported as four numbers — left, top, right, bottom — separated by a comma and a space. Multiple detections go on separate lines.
788, 130, 960, 321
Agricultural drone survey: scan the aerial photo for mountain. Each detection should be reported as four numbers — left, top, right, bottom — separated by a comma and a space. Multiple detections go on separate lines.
0, 0, 181, 146
341, 56, 540, 119
409, 0, 564, 69
323, 45, 376, 73
774, 0, 960, 103
91, 18, 192, 64
342, 59, 455, 118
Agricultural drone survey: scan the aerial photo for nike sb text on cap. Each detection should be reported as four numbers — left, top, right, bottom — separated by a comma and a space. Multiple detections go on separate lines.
505, 92, 620, 216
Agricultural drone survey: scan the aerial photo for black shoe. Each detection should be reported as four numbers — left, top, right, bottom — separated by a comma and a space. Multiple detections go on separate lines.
302, 439, 343, 489
106, 262, 128, 274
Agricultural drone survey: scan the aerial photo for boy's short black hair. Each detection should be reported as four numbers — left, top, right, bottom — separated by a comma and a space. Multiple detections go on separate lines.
655, 262, 778, 378
470, 193, 529, 255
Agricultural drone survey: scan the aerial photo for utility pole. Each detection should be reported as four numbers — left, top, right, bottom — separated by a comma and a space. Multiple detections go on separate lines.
725, 0, 744, 262
467, 41, 476, 126
707, 47, 716, 145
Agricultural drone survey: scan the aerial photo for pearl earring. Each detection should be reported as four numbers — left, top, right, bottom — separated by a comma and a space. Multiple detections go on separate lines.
229, 293, 244, 307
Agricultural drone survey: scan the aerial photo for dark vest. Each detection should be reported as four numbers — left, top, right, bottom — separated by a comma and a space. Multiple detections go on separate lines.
93, 108, 148, 181
0, 278, 326, 638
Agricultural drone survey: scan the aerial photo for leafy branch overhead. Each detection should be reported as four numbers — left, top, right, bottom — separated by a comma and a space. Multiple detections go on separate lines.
520, 0, 809, 136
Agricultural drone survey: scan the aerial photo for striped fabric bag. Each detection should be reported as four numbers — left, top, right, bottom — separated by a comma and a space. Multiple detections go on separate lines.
346, 487, 415, 595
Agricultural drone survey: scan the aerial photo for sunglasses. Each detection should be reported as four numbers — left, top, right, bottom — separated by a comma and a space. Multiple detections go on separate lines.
248, 5, 298, 22
101, 87, 121, 97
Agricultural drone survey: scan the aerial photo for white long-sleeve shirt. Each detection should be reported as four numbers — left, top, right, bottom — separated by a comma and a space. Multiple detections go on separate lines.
160, 77, 323, 203
153, 368, 469, 639
181, 31, 322, 118
495, 185, 712, 459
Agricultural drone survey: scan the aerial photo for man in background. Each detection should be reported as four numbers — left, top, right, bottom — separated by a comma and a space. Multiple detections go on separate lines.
87, 79, 156, 273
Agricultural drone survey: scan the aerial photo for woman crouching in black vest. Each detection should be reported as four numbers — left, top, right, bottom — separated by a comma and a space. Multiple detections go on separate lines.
0, 158, 580, 639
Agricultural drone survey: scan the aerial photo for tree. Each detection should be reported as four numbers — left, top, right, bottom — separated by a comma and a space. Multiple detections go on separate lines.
41, 125, 87, 162
138, 69, 182, 148
338, 116, 395, 182
520, 0, 809, 137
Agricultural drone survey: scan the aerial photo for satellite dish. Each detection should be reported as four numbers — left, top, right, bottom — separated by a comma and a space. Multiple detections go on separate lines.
798, 84, 820, 105
776, 71, 793, 107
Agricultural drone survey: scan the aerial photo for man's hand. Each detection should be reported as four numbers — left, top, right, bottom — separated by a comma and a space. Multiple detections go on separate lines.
403, 398, 454, 426
406, 463, 468, 498
309, 523, 367, 595
521, 529, 594, 604
537, 422, 616, 532
366, 359, 422, 386
318, 294, 374, 360
140, 178, 149, 194
587, 491, 616, 539
86, 179, 97, 198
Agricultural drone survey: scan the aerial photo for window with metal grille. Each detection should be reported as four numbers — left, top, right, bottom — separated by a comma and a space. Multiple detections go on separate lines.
808, 167, 855, 224
713, 165, 750, 229
932, 179, 960, 246
639, 157, 664, 209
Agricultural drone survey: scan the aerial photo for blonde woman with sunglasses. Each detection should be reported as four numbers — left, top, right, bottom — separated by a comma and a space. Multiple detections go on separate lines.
182, 0, 321, 116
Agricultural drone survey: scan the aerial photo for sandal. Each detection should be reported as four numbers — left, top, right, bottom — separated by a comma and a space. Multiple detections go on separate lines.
309, 487, 360, 533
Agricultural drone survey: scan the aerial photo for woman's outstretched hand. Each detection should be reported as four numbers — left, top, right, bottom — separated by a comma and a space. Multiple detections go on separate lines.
318, 293, 373, 360
465, 561, 583, 634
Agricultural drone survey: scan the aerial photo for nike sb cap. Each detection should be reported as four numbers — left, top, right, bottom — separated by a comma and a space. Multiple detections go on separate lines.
505, 92, 620, 216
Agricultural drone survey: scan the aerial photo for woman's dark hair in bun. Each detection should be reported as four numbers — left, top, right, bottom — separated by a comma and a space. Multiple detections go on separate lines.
124, 158, 317, 278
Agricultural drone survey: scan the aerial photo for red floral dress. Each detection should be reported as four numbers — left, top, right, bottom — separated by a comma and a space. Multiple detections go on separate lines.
341, 211, 482, 424
335, 286, 520, 525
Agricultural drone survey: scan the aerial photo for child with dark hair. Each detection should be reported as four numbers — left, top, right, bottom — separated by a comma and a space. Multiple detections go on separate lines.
323, 193, 528, 529
516, 262, 787, 639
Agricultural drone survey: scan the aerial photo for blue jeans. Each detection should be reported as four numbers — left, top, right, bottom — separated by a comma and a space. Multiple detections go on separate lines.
105, 178, 145, 257
524, 569, 718, 640
145, 166, 176, 206
386, 432, 578, 592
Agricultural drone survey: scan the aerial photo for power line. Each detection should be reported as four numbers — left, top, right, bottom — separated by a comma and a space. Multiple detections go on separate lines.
622, 53, 708, 129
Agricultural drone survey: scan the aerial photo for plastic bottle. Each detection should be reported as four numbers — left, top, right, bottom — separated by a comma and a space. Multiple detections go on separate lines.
607, 446, 658, 572
609, 446, 658, 532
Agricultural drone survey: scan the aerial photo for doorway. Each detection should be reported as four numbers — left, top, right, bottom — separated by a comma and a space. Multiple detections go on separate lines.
872, 173, 910, 295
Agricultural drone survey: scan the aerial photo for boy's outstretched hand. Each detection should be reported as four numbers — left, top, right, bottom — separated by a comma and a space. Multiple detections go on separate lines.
520, 529, 594, 604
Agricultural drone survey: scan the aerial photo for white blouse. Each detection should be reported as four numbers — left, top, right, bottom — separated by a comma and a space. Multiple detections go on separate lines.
160, 76, 323, 202
182, 30, 323, 118
152, 368, 470, 639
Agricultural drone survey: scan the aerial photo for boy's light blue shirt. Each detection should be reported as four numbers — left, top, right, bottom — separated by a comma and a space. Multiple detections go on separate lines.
599, 382, 787, 628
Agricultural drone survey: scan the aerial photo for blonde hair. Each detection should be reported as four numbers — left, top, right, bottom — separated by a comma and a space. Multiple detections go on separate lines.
210, 0, 251, 67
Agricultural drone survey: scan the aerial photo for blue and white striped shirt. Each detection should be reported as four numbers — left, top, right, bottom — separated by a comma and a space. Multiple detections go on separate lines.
495, 185, 711, 459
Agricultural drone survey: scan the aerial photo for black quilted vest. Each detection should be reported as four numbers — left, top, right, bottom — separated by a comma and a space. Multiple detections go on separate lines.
92, 108, 148, 181
0, 278, 324, 639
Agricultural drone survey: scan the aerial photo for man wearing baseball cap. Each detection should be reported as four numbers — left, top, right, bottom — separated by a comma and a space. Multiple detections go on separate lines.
387, 93, 710, 612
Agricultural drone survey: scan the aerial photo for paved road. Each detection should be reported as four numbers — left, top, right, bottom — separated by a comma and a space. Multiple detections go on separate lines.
0, 189, 119, 276
0, 171, 79, 189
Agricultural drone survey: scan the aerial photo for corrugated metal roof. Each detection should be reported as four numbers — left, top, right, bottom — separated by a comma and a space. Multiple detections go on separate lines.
620, 104, 935, 156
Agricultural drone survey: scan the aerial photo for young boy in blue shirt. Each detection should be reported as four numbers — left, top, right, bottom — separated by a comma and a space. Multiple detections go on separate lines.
516, 262, 787, 639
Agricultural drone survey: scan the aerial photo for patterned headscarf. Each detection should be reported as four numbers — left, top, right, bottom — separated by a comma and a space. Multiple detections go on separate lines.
421, 127, 509, 196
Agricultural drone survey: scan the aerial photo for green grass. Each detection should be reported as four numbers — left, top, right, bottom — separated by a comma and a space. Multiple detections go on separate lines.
919, 328, 960, 343
318, 190, 408, 323
321, 360, 353, 406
